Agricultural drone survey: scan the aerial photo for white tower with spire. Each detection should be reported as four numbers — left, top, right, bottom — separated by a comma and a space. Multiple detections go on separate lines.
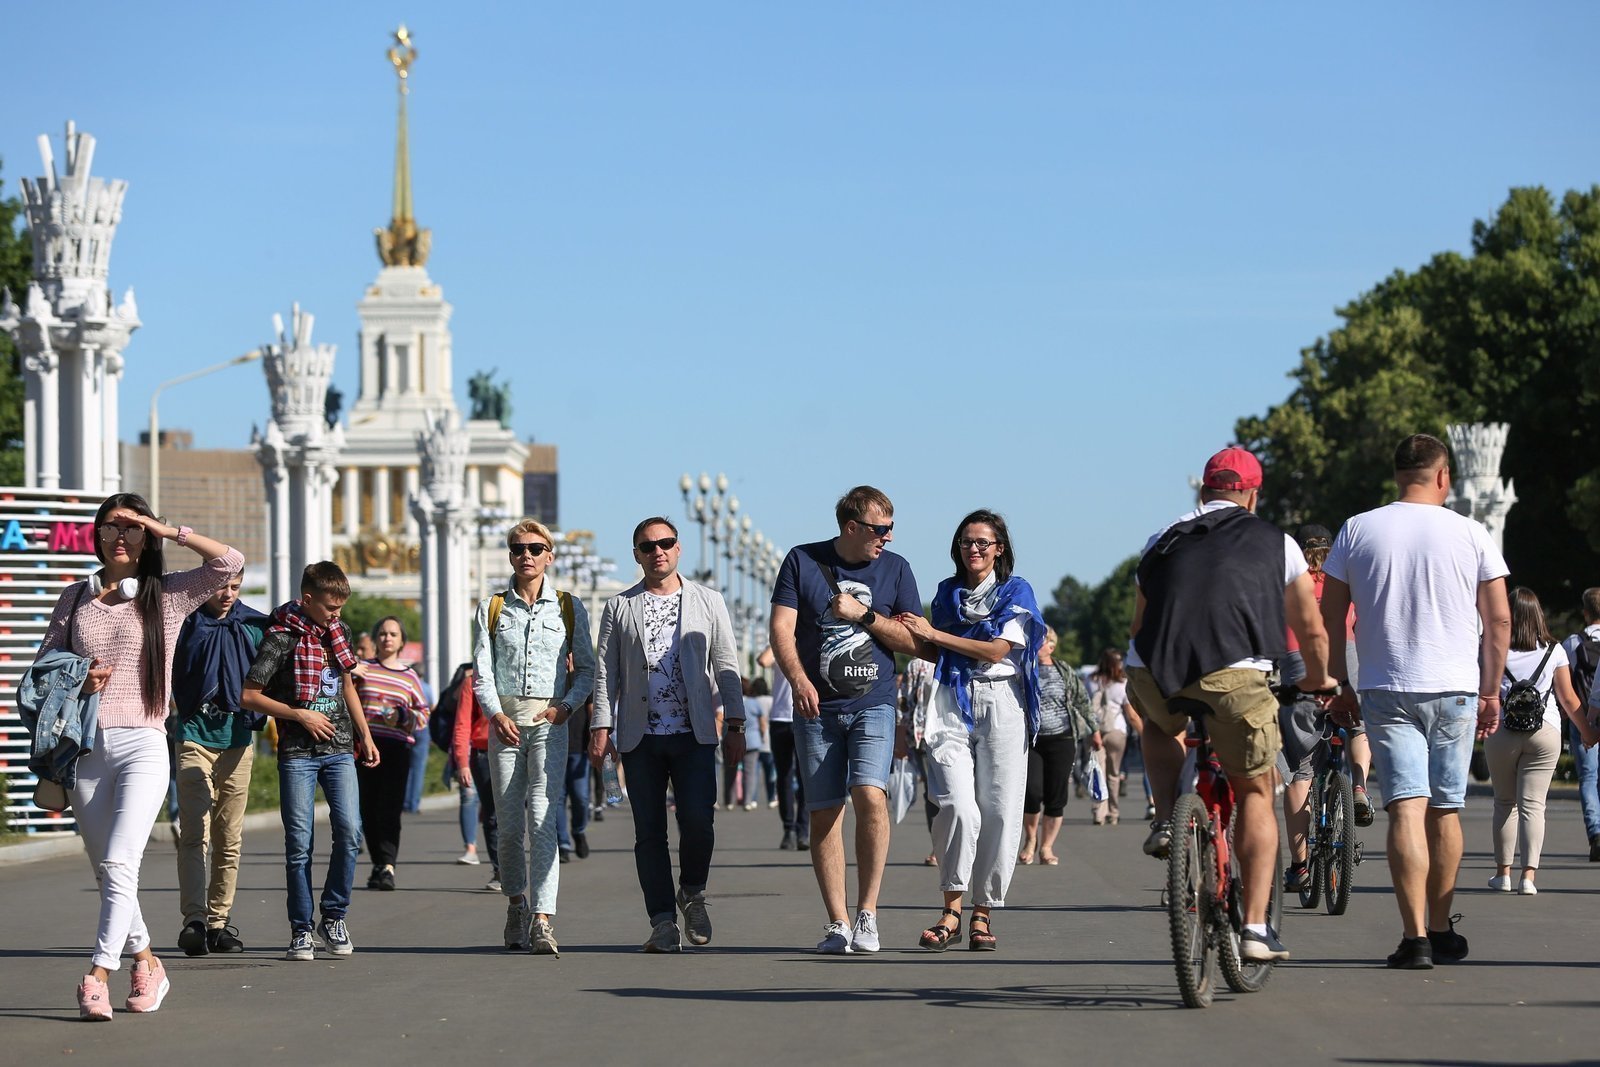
0, 122, 140, 493
255, 305, 342, 606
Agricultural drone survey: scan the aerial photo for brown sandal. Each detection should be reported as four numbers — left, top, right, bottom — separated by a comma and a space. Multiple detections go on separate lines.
919, 908, 963, 951
969, 912, 997, 951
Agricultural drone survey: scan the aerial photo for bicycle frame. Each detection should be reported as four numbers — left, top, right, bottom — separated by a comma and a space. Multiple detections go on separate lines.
1186, 728, 1236, 920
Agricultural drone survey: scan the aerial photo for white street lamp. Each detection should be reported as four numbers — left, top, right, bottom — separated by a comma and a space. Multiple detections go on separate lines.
149, 349, 262, 516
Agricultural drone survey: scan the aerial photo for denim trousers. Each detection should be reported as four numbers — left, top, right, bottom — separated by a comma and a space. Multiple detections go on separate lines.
279, 753, 360, 934
621, 732, 717, 923
1570, 720, 1600, 840
487, 697, 566, 912
468, 747, 499, 873
557, 749, 591, 849
404, 725, 429, 812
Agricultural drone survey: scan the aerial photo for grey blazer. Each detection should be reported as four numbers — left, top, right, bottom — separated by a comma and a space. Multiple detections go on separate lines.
593, 578, 746, 753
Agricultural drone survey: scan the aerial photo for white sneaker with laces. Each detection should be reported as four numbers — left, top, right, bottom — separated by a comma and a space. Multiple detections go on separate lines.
817, 920, 853, 954
850, 909, 880, 953
456, 850, 481, 866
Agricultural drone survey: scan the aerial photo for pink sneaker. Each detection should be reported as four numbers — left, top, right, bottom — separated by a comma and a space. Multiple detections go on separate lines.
77, 974, 112, 1021
125, 957, 170, 1013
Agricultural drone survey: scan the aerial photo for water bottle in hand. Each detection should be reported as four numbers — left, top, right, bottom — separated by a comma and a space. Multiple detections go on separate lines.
602, 754, 624, 805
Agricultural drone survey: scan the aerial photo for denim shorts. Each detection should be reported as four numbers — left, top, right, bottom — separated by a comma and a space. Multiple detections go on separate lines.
793, 702, 895, 810
1361, 690, 1477, 809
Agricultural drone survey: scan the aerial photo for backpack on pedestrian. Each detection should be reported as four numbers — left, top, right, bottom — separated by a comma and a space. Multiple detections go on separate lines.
1568, 632, 1600, 710
1502, 645, 1556, 733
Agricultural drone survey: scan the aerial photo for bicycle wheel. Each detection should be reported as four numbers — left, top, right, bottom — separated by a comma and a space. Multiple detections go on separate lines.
1220, 820, 1283, 994
1298, 775, 1323, 910
1324, 770, 1357, 916
1167, 793, 1219, 1009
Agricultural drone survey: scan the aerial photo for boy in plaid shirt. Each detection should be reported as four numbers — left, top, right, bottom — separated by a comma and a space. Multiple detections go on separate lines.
242, 562, 379, 961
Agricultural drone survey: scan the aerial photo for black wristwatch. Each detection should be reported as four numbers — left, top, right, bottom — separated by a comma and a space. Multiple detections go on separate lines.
725, 719, 746, 734
860, 609, 878, 628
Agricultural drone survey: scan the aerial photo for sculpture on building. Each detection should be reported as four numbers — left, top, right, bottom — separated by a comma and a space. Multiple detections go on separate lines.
468, 369, 513, 428
1446, 422, 1517, 551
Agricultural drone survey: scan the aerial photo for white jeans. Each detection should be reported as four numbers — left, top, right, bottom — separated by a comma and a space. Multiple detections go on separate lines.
68, 726, 169, 971
924, 678, 1029, 906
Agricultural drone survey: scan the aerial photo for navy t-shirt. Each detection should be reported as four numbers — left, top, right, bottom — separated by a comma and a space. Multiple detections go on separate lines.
771, 539, 922, 715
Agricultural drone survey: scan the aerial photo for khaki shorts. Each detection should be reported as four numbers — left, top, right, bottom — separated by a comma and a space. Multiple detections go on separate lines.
1128, 666, 1281, 780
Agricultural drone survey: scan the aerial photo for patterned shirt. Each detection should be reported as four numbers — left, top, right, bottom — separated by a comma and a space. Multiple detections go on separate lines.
643, 589, 691, 735
1037, 661, 1069, 736
356, 661, 430, 745
248, 630, 354, 759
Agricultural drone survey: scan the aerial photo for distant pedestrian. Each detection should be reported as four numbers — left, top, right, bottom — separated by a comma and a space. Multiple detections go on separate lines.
592, 516, 746, 952
724, 679, 766, 810
1322, 433, 1511, 969
473, 519, 595, 956
897, 509, 1045, 952
242, 562, 380, 964
449, 666, 501, 890
1558, 588, 1600, 862
34, 494, 240, 1019
1089, 649, 1140, 826
355, 617, 429, 891
899, 653, 940, 865
557, 697, 594, 862
1020, 626, 1094, 866
1486, 588, 1598, 893
759, 646, 809, 850
771, 486, 922, 954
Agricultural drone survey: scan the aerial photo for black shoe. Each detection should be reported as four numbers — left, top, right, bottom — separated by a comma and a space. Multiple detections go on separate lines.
1386, 936, 1434, 969
779, 832, 796, 851
573, 831, 590, 859
178, 920, 209, 957
1283, 862, 1310, 892
796, 837, 811, 852
559, 848, 573, 864
366, 867, 383, 890
207, 920, 244, 953
1427, 914, 1468, 963
376, 867, 396, 891
1590, 835, 1600, 863
592, 807, 605, 823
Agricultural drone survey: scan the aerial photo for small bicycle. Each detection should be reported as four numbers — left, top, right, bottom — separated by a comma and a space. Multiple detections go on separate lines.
1165, 701, 1283, 1009
1297, 718, 1362, 915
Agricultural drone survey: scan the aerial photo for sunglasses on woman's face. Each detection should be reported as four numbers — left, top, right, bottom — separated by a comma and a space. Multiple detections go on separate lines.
97, 523, 146, 545
509, 541, 550, 558
636, 537, 679, 555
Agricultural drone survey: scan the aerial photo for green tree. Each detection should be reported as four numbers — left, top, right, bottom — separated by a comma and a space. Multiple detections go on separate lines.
341, 593, 421, 648
1043, 555, 1140, 669
1236, 186, 1600, 609
0, 160, 31, 485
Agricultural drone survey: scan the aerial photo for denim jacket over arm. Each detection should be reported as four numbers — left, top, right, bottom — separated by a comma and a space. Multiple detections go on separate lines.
471, 578, 595, 719
17, 650, 100, 788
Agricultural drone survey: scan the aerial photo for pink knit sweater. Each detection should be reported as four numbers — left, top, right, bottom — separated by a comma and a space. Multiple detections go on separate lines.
39, 548, 245, 729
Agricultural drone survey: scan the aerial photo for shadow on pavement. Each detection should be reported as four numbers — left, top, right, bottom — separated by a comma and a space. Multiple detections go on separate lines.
591, 981, 1184, 1011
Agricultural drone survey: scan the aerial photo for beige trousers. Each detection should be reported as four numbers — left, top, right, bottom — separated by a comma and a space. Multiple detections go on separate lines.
1484, 722, 1561, 870
176, 740, 255, 928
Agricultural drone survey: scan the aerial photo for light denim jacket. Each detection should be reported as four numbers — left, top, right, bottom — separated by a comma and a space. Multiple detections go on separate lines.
472, 577, 595, 720
18, 649, 100, 788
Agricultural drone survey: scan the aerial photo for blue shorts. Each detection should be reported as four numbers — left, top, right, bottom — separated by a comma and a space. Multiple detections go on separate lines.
793, 703, 895, 810
1361, 691, 1478, 809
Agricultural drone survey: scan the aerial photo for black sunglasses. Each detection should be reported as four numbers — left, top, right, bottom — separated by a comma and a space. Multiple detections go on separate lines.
509, 541, 550, 557
855, 520, 894, 538
636, 536, 679, 554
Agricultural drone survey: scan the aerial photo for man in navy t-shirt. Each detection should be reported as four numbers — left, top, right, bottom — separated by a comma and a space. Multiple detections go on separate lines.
771, 485, 921, 955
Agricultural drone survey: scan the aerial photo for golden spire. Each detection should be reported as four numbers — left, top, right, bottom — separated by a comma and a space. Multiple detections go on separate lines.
375, 25, 431, 267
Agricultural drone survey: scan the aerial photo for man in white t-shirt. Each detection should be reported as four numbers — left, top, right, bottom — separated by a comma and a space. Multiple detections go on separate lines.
1321, 433, 1511, 971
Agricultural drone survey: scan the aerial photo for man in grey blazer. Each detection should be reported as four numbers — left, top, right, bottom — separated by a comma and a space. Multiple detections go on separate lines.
591, 516, 746, 952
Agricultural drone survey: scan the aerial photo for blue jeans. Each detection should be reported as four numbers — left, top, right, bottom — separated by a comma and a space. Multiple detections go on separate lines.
1362, 691, 1477, 809
621, 733, 717, 923
794, 703, 896, 810
1571, 720, 1600, 840
279, 753, 359, 934
557, 750, 591, 849
404, 725, 429, 812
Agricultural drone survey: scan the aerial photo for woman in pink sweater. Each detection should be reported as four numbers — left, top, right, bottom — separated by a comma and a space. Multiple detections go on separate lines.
36, 493, 242, 1021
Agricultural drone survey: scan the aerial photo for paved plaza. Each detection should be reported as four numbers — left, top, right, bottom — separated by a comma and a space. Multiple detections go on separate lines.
1, 789, 1595, 1066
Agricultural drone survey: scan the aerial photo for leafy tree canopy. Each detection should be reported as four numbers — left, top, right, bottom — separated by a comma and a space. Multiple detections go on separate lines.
0, 159, 30, 485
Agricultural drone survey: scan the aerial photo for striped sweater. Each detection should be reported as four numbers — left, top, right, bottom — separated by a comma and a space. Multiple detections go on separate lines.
356, 661, 430, 744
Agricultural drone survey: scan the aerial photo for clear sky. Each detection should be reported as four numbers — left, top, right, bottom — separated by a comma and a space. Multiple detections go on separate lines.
5, 1, 1600, 597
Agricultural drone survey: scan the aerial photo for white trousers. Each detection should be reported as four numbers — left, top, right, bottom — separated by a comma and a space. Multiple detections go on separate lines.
924, 678, 1029, 906
68, 726, 169, 971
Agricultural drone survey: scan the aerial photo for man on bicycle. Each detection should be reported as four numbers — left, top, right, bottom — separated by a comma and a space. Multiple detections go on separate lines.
1127, 446, 1337, 962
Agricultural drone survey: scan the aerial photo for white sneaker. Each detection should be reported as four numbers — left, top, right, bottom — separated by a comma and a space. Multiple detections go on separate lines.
1487, 874, 1513, 892
816, 920, 853, 954
850, 909, 880, 953
456, 850, 481, 866
1518, 878, 1538, 896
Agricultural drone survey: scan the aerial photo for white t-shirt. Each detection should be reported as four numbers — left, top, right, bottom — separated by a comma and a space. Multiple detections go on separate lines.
973, 614, 1029, 680
1500, 644, 1568, 731
1323, 502, 1509, 694
1093, 677, 1131, 734
1126, 500, 1308, 673
769, 669, 795, 723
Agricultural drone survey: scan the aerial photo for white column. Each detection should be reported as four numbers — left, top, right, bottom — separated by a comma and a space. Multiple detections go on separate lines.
38, 362, 59, 489
465, 465, 481, 507
416, 502, 438, 693
361, 338, 378, 402
267, 464, 290, 607
76, 348, 103, 493
440, 509, 470, 683
100, 356, 121, 493
343, 466, 360, 537
373, 466, 392, 534
403, 466, 420, 539
408, 337, 422, 398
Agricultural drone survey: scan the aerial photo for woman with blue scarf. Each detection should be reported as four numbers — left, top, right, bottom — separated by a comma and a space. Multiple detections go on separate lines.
895, 509, 1044, 952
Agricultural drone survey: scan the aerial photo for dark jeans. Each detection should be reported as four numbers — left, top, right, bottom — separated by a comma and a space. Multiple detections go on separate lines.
280, 753, 359, 933
468, 747, 499, 874
621, 733, 717, 923
357, 735, 413, 868
1025, 732, 1077, 817
769, 721, 807, 838
557, 750, 591, 849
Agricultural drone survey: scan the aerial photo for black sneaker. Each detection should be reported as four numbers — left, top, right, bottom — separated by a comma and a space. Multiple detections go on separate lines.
779, 832, 796, 851
366, 867, 383, 890
376, 866, 396, 891
207, 920, 245, 953
177, 920, 209, 957
1142, 821, 1171, 858
1590, 835, 1600, 863
559, 848, 573, 864
1283, 862, 1310, 892
1240, 927, 1290, 962
573, 831, 590, 859
1386, 936, 1434, 970
1427, 914, 1468, 963
796, 836, 811, 852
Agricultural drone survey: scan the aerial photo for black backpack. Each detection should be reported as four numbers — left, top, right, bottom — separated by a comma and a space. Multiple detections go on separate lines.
429, 662, 472, 752
1568, 633, 1600, 711
1502, 646, 1556, 733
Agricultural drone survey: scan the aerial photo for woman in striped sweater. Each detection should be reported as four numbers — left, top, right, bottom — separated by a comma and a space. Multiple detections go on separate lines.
354, 616, 430, 891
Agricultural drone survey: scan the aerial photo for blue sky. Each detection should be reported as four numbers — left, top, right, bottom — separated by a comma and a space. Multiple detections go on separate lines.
5, 1, 1600, 599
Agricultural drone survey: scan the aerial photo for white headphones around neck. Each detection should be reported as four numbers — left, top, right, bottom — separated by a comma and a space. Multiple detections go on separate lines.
88, 572, 140, 600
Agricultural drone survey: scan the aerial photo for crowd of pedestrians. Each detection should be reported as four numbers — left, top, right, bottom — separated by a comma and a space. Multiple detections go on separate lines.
21, 435, 1600, 1019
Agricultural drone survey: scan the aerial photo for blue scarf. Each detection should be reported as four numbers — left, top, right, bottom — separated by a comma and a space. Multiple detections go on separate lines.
930, 573, 1046, 738
172, 600, 269, 723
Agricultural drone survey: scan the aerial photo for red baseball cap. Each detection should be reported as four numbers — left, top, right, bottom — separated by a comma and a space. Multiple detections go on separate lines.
1202, 446, 1263, 490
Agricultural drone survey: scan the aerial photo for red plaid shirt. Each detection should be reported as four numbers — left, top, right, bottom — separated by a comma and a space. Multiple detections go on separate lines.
269, 602, 359, 704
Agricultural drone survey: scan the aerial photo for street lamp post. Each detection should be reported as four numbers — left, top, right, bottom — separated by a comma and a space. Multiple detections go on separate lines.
148, 350, 262, 516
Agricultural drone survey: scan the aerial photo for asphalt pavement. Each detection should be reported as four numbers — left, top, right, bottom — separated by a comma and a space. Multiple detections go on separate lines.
1, 785, 1596, 1066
